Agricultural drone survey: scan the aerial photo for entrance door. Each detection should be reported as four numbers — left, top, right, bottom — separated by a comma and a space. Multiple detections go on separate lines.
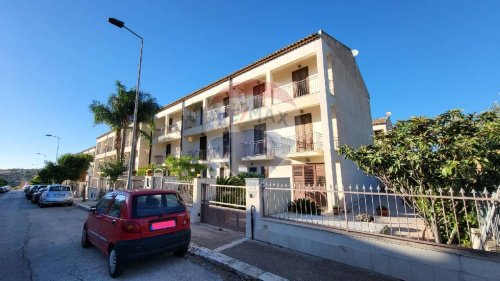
292, 67, 309, 97
254, 123, 266, 155
199, 136, 207, 160
295, 114, 313, 152
252, 83, 265, 109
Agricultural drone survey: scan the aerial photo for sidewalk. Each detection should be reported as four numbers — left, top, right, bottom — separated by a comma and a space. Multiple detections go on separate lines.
74, 198, 394, 281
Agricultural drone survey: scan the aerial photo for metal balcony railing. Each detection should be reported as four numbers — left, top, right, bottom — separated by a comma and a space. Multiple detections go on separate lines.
241, 139, 274, 158
272, 74, 320, 104
232, 94, 264, 115
183, 110, 203, 129
277, 132, 323, 155
208, 145, 230, 160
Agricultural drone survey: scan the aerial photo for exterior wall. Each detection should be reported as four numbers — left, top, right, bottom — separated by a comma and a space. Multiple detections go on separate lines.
320, 34, 377, 189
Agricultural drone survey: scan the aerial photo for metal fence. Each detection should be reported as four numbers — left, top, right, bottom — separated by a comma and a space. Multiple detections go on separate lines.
162, 181, 194, 205
206, 184, 246, 209
263, 184, 500, 251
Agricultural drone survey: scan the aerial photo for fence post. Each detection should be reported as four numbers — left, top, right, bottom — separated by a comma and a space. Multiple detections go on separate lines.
191, 178, 215, 223
245, 178, 264, 239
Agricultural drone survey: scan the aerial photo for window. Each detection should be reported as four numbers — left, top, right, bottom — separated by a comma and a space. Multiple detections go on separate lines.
132, 193, 185, 218
96, 193, 114, 215
107, 194, 126, 218
248, 167, 257, 173
49, 185, 70, 191
219, 167, 225, 178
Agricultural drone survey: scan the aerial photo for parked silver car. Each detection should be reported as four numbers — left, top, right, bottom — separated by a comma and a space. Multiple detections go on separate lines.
39, 185, 74, 207
0, 186, 10, 193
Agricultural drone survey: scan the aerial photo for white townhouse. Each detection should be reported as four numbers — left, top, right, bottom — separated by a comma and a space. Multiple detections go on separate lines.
150, 30, 375, 191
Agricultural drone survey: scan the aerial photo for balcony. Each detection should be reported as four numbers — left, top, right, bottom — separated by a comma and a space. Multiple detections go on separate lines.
271, 74, 320, 105
183, 109, 203, 136
187, 149, 208, 163
204, 105, 230, 132
241, 139, 274, 161
208, 145, 230, 163
278, 132, 323, 159
153, 123, 181, 144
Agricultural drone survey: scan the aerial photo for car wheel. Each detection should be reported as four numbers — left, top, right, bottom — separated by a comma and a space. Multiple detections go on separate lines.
81, 227, 91, 248
108, 247, 124, 278
174, 244, 189, 257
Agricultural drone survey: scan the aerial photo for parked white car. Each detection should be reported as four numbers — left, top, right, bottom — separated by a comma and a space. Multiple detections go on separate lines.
39, 185, 73, 207
0, 186, 10, 193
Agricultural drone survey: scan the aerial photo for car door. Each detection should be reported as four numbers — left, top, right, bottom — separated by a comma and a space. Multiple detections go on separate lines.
99, 194, 126, 245
86, 193, 114, 252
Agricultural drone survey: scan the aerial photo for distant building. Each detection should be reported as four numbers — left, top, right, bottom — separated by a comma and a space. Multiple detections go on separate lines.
372, 113, 393, 135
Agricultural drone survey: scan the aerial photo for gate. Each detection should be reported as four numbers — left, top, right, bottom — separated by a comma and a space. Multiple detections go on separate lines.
201, 183, 246, 233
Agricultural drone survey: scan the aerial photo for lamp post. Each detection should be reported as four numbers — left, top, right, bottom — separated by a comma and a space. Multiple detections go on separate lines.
108, 17, 143, 190
45, 134, 60, 161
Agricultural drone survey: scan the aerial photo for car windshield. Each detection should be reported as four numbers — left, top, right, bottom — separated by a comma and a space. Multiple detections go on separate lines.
132, 193, 185, 218
49, 186, 70, 192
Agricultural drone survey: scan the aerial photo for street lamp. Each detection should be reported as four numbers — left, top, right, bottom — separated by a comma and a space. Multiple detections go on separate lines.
108, 17, 143, 190
45, 134, 60, 161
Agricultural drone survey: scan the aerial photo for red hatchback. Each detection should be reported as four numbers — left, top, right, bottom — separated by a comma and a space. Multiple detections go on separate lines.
81, 189, 191, 278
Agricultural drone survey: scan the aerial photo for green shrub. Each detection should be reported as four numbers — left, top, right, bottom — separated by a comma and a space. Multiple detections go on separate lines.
288, 198, 322, 215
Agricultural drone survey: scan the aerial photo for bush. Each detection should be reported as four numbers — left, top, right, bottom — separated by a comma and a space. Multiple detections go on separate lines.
288, 198, 322, 215
216, 176, 244, 186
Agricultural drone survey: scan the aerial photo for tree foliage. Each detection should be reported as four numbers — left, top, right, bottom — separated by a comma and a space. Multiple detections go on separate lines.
35, 153, 94, 184
0, 177, 8, 186
89, 81, 160, 161
339, 108, 500, 245
163, 155, 206, 181
99, 159, 127, 184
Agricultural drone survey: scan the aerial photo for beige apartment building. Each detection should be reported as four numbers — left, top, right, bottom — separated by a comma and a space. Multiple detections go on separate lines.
147, 30, 375, 191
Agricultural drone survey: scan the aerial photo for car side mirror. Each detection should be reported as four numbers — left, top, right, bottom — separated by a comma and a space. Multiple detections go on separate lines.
89, 206, 97, 214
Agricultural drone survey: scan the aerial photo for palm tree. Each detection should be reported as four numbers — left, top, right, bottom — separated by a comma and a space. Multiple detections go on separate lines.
90, 81, 160, 162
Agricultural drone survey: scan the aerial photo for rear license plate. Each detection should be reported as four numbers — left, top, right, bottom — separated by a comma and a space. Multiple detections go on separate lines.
150, 219, 176, 231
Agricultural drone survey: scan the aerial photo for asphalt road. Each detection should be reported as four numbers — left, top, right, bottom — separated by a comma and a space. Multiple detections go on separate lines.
0, 190, 241, 281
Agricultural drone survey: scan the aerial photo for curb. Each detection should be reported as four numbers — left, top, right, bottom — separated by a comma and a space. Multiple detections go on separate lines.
189, 243, 287, 281
73, 200, 91, 211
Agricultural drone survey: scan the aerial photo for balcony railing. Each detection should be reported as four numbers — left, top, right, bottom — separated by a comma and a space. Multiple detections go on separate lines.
232, 94, 264, 115
272, 74, 320, 105
205, 105, 230, 130
153, 123, 181, 143
277, 132, 323, 155
241, 139, 274, 158
208, 145, 230, 160
188, 149, 208, 161
183, 110, 203, 129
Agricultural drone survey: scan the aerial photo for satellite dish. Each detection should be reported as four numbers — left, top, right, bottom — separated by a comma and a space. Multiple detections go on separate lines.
351, 49, 359, 57
386, 112, 392, 117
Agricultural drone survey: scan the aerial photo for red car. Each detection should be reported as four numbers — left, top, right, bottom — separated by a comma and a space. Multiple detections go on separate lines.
81, 189, 191, 278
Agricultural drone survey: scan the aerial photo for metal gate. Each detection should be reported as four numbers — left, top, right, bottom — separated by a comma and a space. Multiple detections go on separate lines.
201, 183, 246, 233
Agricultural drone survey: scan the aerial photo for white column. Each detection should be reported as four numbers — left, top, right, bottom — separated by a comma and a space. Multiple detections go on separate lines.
315, 37, 338, 210
245, 178, 264, 239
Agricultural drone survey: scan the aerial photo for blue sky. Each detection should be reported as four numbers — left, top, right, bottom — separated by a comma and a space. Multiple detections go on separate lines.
0, 0, 498, 169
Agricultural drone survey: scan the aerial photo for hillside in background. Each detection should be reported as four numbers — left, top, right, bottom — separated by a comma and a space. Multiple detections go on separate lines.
0, 169, 39, 187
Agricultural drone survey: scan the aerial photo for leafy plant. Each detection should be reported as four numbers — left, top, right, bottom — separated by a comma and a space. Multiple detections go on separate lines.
340, 107, 500, 245
288, 198, 322, 215
137, 163, 165, 176
99, 159, 127, 184
163, 155, 206, 181
216, 176, 245, 186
